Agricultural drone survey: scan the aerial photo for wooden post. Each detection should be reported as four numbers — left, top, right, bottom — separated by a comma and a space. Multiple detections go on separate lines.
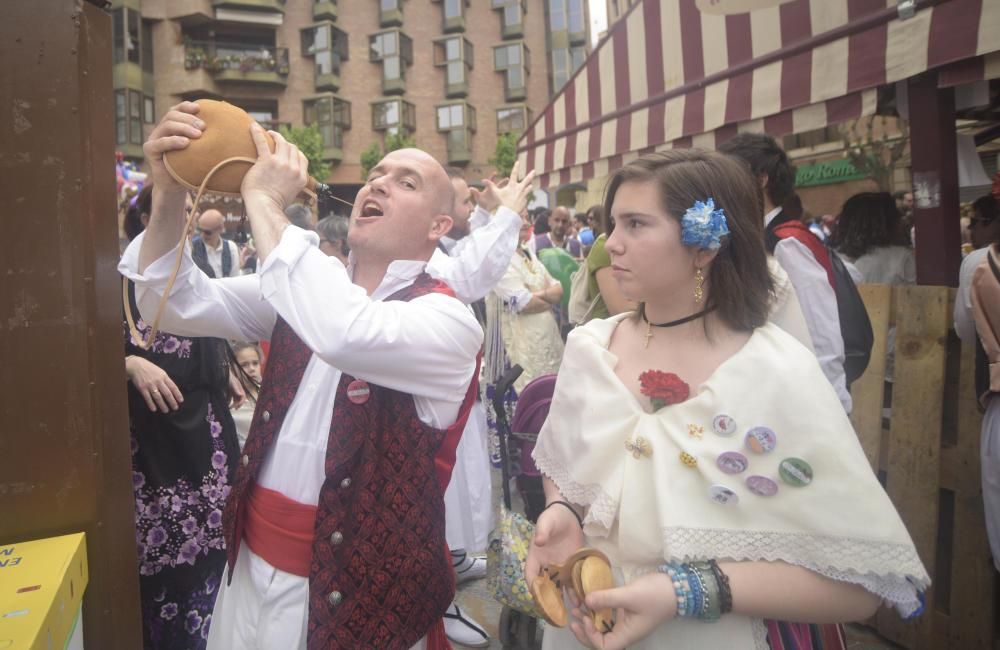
0, 1, 143, 647
907, 73, 962, 287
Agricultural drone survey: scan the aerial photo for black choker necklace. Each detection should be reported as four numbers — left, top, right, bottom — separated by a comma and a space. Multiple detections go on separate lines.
641, 305, 715, 348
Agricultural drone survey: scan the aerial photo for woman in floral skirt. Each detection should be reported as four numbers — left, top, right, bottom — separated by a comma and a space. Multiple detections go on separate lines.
122, 184, 241, 648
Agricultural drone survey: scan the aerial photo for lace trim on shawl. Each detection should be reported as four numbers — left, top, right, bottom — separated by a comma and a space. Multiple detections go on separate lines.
662, 527, 927, 616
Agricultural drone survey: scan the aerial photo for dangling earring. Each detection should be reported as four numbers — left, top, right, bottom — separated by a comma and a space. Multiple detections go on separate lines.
693, 268, 704, 304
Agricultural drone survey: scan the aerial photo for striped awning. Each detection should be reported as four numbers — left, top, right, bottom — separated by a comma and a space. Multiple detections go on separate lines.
518, 0, 1000, 189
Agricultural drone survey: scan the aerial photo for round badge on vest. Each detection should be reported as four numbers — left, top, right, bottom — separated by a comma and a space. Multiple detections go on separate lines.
745, 475, 779, 497
744, 426, 777, 454
708, 484, 739, 505
716, 451, 749, 475
347, 380, 371, 405
712, 414, 736, 436
779, 457, 814, 487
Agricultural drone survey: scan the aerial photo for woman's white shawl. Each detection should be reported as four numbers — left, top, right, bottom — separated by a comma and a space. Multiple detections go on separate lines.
533, 315, 929, 649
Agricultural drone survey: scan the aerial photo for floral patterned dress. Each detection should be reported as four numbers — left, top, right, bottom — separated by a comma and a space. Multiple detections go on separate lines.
124, 283, 239, 649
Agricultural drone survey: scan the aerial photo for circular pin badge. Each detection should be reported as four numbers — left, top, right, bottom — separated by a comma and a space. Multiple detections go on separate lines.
744, 426, 777, 454
708, 484, 739, 505
716, 451, 749, 475
346, 380, 371, 405
745, 475, 779, 497
712, 414, 736, 436
779, 457, 814, 487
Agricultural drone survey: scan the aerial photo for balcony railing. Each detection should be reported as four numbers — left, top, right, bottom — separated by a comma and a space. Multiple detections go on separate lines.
184, 41, 290, 85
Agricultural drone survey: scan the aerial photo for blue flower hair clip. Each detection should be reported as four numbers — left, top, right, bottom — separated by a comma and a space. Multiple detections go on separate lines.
681, 198, 730, 250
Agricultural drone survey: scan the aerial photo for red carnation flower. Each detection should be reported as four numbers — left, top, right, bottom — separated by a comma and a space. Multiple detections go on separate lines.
639, 370, 690, 411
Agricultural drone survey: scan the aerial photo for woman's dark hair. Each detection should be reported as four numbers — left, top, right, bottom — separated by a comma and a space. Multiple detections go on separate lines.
123, 183, 154, 242
973, 194, 999, 223
829, 192, 903, 259
533, 209, 551, 234
602, 149, 774, 332
586, 205, 606, 235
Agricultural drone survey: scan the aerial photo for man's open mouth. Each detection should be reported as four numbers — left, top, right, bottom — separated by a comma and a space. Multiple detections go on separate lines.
361, 200, 384, 218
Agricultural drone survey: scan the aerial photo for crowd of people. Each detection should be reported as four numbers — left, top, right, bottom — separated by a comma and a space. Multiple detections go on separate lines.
113, 101, 1000, 650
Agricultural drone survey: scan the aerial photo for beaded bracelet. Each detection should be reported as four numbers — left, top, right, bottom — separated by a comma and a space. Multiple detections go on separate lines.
659, 561, 726, 622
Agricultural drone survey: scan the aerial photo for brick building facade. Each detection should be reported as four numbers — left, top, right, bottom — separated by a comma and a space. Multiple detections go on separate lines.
111, 0, 589, 197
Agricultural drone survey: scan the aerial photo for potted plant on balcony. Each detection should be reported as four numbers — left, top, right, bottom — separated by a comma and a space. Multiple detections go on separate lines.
185, 46, 207, 70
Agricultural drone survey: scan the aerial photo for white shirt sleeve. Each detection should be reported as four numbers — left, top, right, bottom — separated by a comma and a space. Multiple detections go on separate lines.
767, 257, 815, 353
492, 257, 534, 313
118, 232, 278, 342
955, 251, 984, 345
226, 240, 242, 278
258, 226, 482, 402
426, 207, 521, 304
469, 205, 490, 231
774, 239, 852, 413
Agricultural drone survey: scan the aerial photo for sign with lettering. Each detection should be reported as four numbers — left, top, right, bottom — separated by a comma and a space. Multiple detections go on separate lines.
795, 159, 868, 188
696, 0, 796, 15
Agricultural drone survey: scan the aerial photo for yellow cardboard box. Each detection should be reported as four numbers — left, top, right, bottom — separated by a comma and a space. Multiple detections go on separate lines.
0, 533, 88, 650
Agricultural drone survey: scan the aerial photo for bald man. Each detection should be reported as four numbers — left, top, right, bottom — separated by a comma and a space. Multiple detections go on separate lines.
534, 205, 582, 259
192, 209, 240, 278
120, 101, 535, 649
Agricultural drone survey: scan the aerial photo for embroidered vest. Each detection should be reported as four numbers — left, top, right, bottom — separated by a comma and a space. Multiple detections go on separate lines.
222, 273, 479, 649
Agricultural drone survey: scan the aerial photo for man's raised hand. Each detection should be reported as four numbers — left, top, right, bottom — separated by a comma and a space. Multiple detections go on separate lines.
143, 101, 204, 194
482, 161, 537, 215
242, 123, 309, 211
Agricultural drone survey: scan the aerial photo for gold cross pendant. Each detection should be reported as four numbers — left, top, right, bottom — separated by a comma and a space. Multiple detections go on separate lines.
624, 436, 652, 459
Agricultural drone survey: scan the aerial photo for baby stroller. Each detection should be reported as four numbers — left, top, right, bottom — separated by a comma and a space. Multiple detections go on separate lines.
492, 366, 558, 650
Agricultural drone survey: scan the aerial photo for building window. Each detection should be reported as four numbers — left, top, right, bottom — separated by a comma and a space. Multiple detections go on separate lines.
437, 103, 476, 165
304, 96, 351, 151
493, 42, 529, 101
492, 0, 527, 38
434, 0, 467, 31
370, 30, 413, 93
550, 45, 587, 93
549, 0, 567, 30
141, 21, 154, 73
379, 0, 403, 27
302, 23, 349, 84
112, 8, 144, 66
115, 89, 150, 146
372, 99, 416, 134
496, 106, 530, 134
568, 0, 586, 36
434, 37, 473, 98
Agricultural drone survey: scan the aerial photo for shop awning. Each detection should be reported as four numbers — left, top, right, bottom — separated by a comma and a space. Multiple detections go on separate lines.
518, 0, 1000, 188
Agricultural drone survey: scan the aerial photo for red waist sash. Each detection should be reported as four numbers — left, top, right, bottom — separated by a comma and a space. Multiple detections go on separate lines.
244, 484, 317, 578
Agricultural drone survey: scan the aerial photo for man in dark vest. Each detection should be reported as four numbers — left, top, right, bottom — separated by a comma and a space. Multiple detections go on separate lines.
120, 101, 536, 649
191, 208, 239, 278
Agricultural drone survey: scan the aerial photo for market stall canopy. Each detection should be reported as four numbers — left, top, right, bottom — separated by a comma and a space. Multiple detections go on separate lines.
518, 0, 1000, 189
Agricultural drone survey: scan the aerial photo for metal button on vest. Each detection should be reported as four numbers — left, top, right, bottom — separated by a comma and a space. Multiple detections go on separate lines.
328, 591, 342, 606
330, 531, 344, 545
241, 454, 249, 467
261, 410, 271, 423
340, 477, 352, 489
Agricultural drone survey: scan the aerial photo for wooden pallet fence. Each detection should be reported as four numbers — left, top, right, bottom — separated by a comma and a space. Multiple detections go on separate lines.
848, 284, 996, 650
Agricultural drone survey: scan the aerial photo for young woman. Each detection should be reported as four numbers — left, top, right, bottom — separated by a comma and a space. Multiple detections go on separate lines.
123, 184, 242, 648
829, 192, 915, 285
526, 150, 928, 650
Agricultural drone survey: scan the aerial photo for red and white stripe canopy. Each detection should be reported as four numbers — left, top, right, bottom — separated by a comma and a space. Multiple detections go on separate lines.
518, 0, 1000, 189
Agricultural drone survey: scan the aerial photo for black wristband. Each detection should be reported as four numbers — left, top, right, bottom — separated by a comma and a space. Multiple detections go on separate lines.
544, 500, 584, 528
709, 560, 733, 615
